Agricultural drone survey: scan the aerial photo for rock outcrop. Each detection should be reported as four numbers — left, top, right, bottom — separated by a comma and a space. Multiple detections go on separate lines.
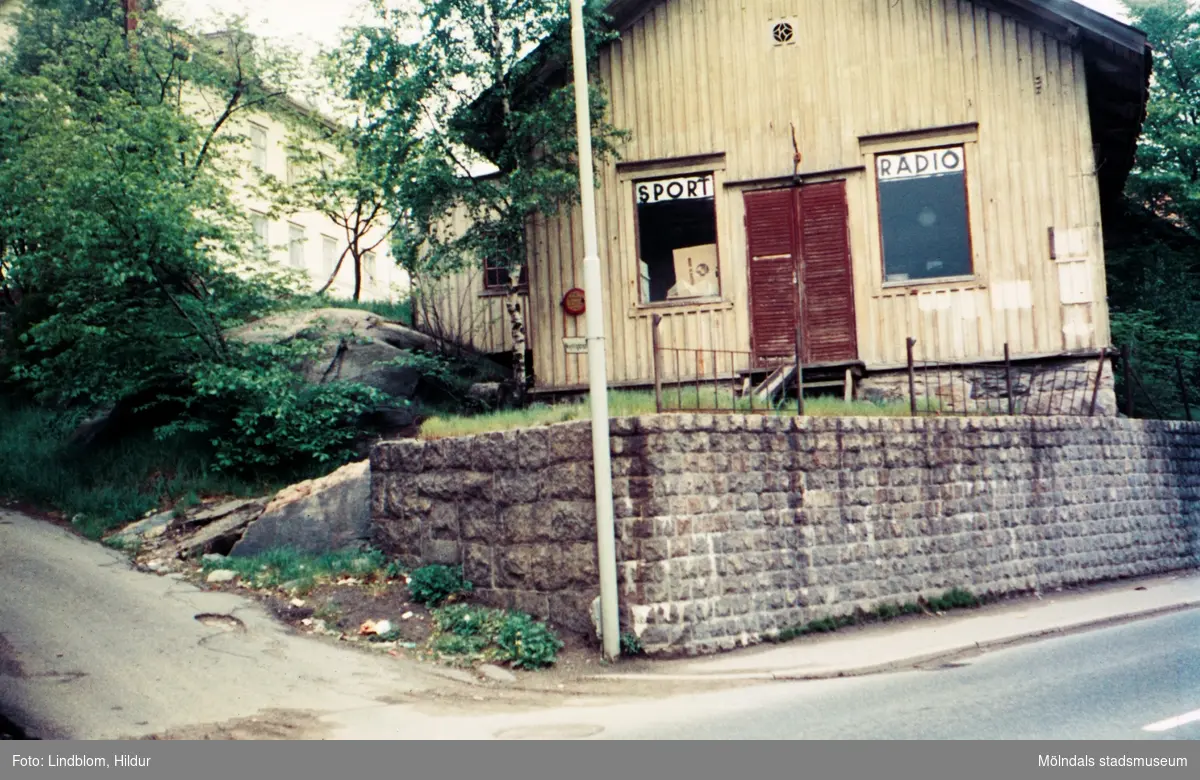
230, 460, 371, 557
107, 460, 372, 563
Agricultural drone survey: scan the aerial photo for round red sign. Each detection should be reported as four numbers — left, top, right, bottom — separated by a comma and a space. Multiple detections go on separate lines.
562, 288, 586, 316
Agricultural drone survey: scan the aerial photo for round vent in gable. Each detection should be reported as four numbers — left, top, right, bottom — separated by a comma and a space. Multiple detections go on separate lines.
772, 21, 795, 45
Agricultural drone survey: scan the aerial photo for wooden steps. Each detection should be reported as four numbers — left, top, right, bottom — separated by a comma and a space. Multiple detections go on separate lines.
742, 361, 866, 406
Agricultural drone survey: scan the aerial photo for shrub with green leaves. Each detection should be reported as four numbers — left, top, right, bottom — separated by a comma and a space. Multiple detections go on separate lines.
495, 612, 563, 670
407, 564, 472, 607
620, 632, 645, 656
153, 338, 388, 478
428, 604, 562, 670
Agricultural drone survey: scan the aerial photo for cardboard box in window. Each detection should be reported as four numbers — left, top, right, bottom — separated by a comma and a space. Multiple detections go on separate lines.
667, 244, 719, 299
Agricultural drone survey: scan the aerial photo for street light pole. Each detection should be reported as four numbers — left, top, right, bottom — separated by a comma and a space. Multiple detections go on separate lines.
569, 0, 620, 661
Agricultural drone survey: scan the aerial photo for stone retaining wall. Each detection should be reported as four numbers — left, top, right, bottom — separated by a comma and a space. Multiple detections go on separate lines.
857, 356, 1117, 417
370, 416, 1200, 655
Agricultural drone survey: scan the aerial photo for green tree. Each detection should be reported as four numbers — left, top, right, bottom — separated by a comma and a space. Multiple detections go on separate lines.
0, 2, 299, 405
1122, 0, 1200, 234
0, 1, 387, 476
336, 0, 625, 394
280, 98, 402, 303
1109, 1, 1200, 418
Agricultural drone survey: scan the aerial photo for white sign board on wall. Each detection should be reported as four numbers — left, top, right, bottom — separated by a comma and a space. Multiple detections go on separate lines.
1057, 260, 1094, 305
876, 147, 966, 181
636, 175, 715, 204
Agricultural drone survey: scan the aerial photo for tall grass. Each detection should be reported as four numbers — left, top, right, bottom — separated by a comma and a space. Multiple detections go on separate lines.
305, 294, 413, 324
198, 547, 397, 593
0, 401, 273, 538
418, 390, 916, 440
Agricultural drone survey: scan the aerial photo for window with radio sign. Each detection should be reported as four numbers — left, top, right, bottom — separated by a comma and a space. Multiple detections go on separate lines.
635, 174, 719, 303
876, 146, 972, 283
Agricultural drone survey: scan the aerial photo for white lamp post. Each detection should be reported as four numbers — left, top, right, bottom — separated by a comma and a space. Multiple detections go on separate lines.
569, 0, 620, 661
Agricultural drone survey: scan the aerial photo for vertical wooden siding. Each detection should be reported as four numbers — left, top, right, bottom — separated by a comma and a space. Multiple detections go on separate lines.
414, 206, 528, 355
799, 181, 858, 364
521, 0, 1109, 389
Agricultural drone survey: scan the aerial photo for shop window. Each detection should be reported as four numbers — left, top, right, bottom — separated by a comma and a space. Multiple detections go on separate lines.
876, 146, 972, 283
635, 174, 719, 303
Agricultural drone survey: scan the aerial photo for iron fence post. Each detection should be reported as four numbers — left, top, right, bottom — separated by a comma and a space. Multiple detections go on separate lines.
1089, 348, 1107, 418
1004, 343, 1015, 416
1176, 356, 1193, 422
907, 337, 918, 417
795, 323, 805, 416
651, 315, 663, 414
1122, 344, 1134, 418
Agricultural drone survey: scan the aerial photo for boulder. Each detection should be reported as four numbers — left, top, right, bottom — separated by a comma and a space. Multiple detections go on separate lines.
227, 308, 435, 400
230, 460, 371, 557
108, 498, 266, 559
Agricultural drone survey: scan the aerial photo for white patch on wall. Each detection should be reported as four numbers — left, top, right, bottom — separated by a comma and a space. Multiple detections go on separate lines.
957, 290, 978, 319
917, 291, 953, 312
1052, 227, 1090, 259
1062, 307, 1094, 339
1057, 259, 1094, 305
991, 281, 1033, 311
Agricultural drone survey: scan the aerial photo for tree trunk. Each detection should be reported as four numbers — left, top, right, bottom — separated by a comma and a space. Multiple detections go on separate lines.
351, 249, 362, 302
507, 290, 527, 404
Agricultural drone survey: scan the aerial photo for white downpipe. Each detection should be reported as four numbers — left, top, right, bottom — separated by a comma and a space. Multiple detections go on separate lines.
569, 0, 620, 661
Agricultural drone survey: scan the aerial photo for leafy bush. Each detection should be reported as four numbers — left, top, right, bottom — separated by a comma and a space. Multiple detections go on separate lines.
407, 564, 472, 607
620, 632, 645, 657
428, 604, 562, 670
154, 339, 388, 478
495, 612, 564, 670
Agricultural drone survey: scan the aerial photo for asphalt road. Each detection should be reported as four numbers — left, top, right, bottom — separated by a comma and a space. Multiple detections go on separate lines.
0, 509, 438, 740
604, 609, 1200, 740
3, 507, 1198, 741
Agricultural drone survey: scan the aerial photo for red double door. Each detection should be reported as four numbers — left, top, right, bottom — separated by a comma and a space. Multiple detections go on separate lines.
744, 181, 858, 366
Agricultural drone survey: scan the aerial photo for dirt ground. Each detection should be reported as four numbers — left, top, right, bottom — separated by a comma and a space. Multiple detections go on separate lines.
175, 559, 638, 692
0, 498, 715, 697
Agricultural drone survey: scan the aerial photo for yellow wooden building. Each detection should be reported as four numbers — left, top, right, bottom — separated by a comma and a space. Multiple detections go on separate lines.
419, 0, 1149, 398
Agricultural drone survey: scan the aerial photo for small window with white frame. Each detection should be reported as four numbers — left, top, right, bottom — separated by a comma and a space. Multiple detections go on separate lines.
286, 155, 301, 185
634, 173, 719, 303
250, 212, 269, 257
288, 223, 305, 269
364, 250, 377, 283
875, 146, 973, 283
249, 123, 267, 171
321, 235, 337, 276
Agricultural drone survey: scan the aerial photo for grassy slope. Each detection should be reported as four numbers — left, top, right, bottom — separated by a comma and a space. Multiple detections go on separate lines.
419, 390, 914, 439
0, 402, 274, 538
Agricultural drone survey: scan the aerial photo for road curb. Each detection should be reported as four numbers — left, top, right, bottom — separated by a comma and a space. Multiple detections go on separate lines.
589, 600, 1200, 683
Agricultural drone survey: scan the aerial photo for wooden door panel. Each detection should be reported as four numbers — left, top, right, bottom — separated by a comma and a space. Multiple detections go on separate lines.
745, 189, 799, 364
799, 181, 858, 364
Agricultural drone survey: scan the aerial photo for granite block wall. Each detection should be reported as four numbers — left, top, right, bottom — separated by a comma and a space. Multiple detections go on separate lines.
370, 415, 1200, 654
